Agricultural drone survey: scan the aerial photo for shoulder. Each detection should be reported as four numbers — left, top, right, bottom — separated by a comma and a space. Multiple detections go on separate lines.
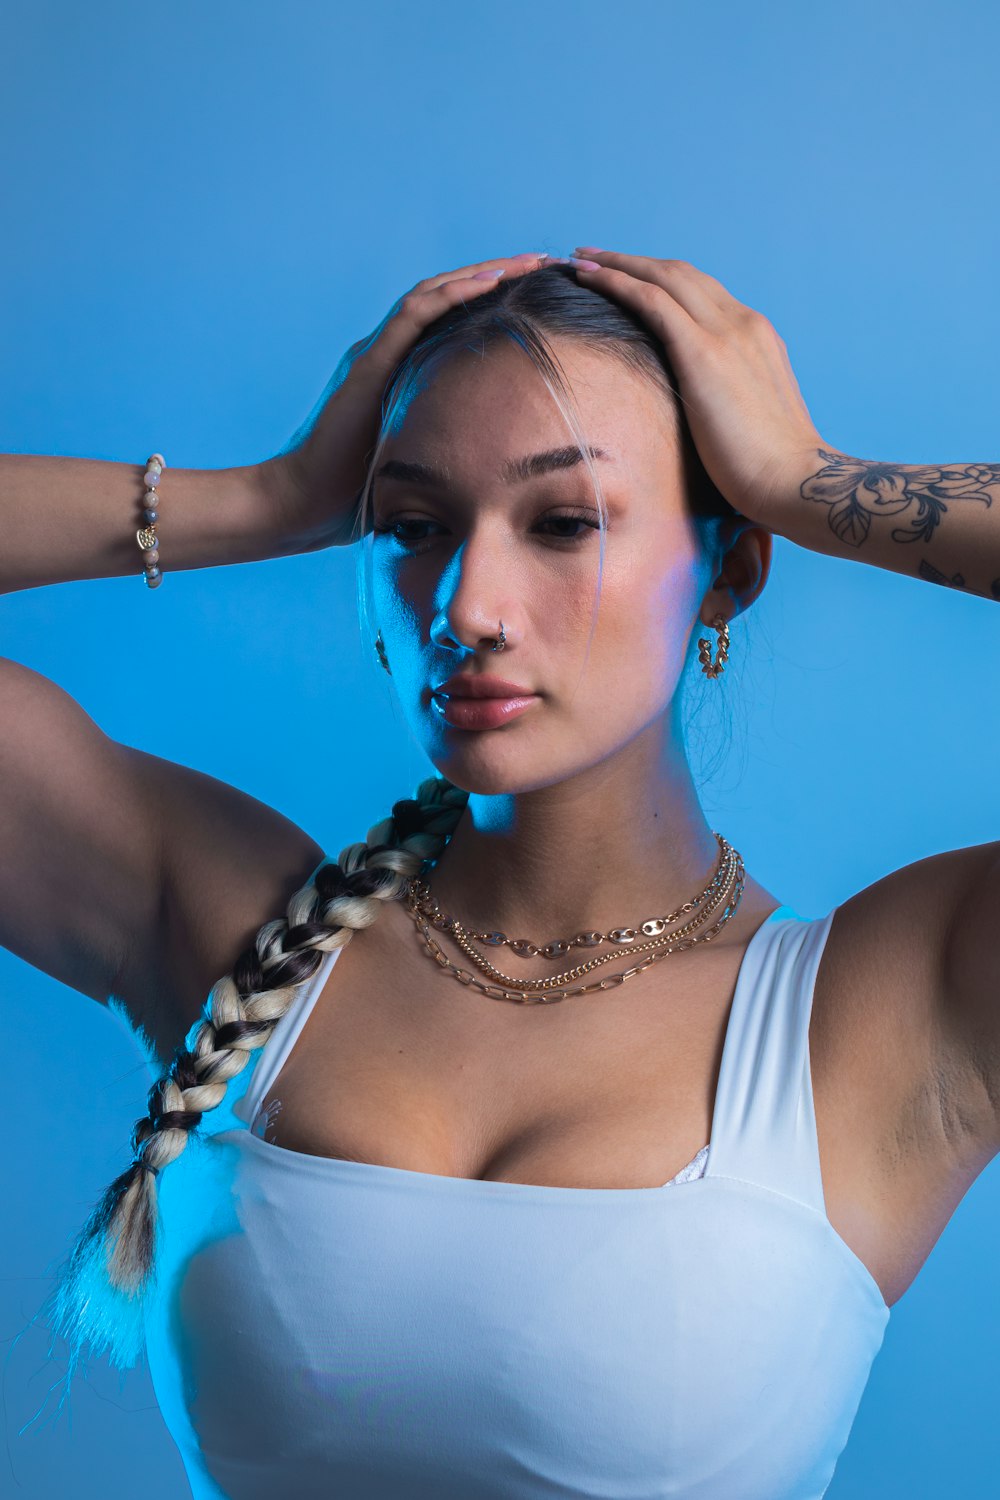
118, 747, 326, 1066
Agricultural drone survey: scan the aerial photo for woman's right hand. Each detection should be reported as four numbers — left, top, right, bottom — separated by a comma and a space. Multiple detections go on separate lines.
260, 252, 553, 552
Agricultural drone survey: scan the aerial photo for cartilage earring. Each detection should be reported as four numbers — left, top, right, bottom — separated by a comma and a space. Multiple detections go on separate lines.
491, 620, 507, 653
374, 630, 392, 675
698, 614, 730, 679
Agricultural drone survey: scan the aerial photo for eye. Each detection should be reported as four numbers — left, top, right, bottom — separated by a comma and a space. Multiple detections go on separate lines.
539, 509, 602, 541
372, 509, 602, 549
371, 518, 440, 548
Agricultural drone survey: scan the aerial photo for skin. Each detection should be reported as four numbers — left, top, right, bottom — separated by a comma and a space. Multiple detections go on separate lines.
253, 256, 997, 1310
5, 250, 996, 1316
368, 337, 774, 952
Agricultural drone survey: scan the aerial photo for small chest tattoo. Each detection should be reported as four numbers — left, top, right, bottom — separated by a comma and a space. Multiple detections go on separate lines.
251, 1096, 283, 1144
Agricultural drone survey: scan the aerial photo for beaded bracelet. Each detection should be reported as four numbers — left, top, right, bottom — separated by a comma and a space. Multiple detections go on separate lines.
136, 452, 165, 589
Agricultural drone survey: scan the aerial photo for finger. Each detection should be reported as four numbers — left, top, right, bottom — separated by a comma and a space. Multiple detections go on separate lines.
358, 252, 567, 378
576, 252, 735, 322
414, 252, 555, 294
571, 251, 740, 328
358, 268, 517, 374
569, 261, 701, 361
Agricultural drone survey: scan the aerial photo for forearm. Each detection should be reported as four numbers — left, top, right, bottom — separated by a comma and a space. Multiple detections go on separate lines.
0, 453, 297, 596
771, 449, 1000, 603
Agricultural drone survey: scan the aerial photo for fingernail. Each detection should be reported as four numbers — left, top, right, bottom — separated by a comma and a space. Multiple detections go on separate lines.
472, 268, 507, 280
569, 257, 602, 271
574, 246, 604, 254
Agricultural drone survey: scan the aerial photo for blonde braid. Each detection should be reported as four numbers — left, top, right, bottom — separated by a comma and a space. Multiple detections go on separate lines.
40, 774, 469, 1384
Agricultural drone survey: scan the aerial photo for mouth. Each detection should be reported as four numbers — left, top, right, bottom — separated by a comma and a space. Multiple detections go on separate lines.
431, 675, 535, 699
430, 689, 540, 732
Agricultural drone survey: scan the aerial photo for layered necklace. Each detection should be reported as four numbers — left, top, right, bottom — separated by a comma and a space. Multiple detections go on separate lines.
402, 831, 746, 1005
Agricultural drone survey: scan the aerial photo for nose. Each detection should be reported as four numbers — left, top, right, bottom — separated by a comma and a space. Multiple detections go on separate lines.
429, 539, 512, 656
430, 609, 507, 656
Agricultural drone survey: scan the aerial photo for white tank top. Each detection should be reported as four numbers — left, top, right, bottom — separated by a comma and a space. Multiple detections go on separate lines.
142, 903, 889, 1498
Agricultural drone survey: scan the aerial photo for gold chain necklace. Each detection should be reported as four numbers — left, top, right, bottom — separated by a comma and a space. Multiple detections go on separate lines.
402, 831, 746, 1004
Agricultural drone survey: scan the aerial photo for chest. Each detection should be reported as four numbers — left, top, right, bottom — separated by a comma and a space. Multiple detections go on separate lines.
249, 895, 963, 1309
255, 895, 758, 1187
149, 1146, 882, 1499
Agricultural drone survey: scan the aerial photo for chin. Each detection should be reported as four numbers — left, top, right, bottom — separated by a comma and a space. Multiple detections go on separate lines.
424, 738, 590, 799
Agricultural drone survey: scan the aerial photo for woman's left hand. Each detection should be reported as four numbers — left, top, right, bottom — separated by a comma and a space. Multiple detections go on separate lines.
570, 249, 833, 526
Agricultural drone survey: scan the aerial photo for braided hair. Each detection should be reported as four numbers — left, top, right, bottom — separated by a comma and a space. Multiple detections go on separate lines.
39, 774, 469, 1389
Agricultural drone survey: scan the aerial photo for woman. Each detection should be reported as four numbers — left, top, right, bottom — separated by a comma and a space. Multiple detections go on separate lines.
3, 250, 997, 1498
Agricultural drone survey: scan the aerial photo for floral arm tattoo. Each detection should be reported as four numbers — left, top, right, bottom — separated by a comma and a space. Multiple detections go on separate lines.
796, 450, 1000, 602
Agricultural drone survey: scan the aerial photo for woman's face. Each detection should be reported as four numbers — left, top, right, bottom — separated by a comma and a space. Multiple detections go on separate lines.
369, 336, 751, 795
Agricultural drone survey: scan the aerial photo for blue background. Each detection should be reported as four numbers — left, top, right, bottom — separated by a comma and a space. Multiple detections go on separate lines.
2, 1, 998, 1494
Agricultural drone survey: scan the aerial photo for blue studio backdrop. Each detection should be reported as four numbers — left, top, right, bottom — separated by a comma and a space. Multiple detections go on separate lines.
1, 2, 998, 1496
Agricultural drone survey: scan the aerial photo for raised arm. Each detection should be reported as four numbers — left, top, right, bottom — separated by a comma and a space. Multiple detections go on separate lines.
571, 248, 1000, 1158
0, 253, 548, 1058
0, 453, 294, 594
0, 657, 326, 1063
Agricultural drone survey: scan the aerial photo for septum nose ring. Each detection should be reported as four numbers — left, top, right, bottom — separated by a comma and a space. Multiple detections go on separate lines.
491, 620, 506, 653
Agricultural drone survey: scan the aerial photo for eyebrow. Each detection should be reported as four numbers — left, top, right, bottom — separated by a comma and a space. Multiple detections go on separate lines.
374, 445, 612, 488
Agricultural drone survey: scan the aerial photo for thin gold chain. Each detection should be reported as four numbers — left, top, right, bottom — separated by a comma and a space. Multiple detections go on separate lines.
406, 837, 740, 989
410, 830, 736, 957
401, 836, 747, 1004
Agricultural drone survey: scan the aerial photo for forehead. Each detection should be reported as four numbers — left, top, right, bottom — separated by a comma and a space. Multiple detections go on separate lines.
383, 337, 679, 478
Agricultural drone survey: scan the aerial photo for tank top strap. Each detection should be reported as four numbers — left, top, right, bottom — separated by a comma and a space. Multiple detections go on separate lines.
199, 944, 343, 1137
704, 904, 838, 1214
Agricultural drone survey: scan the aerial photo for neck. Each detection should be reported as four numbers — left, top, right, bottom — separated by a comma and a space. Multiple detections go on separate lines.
421, 718, 725, 945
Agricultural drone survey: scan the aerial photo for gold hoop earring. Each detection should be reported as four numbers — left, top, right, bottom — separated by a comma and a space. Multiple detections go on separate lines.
698, 614, 730, 679
374, 630, 392, 676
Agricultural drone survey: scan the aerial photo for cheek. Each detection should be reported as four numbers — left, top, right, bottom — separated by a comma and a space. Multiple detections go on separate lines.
372, 546, 484, 618
367, 563, 423, 653
370, 553, 427, 617
571, 557, 700, 707
590, 550, 697, 652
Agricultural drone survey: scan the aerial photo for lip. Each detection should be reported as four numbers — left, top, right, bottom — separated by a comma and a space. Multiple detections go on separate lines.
431, 674, 535, 699
431, 693, 540, 732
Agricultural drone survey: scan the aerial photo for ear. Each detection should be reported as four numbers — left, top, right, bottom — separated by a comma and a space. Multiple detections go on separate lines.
702, 517, 773, 621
